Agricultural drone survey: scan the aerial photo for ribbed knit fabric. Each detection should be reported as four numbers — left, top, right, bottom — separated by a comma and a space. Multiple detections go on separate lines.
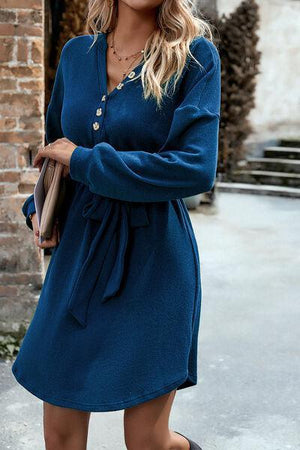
12, 32, 221, 411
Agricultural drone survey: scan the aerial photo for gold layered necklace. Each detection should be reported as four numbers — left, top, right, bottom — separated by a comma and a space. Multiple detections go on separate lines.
108, 29, 145, 80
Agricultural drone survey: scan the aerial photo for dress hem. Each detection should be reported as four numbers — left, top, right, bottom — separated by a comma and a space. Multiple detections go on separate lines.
11, 364, 197, 412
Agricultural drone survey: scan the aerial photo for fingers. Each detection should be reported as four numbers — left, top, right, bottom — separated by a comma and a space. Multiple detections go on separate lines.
33, 138, 75, 168
33, 142, 54, 168
37, 160, 43, 172
33, 146, 45, 168
33, 153, 45, 170
33, 220, 59, 249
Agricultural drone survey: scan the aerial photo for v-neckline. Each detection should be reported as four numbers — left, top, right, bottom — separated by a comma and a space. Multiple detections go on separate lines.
98, 32, 145, 99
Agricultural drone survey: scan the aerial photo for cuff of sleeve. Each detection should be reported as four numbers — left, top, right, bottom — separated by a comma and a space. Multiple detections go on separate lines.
22, 195, 36, 231
69, 145, 92, 186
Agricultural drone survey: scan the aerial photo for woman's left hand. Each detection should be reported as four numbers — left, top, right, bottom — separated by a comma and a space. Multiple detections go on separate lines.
33, 137, 78, 172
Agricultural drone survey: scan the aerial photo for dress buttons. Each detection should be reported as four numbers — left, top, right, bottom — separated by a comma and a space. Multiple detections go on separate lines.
93, 121, 100, 131
128, 71, 135, 79
96, 107, 102, 116
116, 82, 124, 90
101, 94, 106, 102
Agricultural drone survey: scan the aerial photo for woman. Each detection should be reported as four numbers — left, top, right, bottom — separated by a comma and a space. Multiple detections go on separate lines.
12, 0, 221, 448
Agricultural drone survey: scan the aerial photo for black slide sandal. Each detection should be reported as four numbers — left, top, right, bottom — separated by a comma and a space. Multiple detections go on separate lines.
174, 430, 203, 450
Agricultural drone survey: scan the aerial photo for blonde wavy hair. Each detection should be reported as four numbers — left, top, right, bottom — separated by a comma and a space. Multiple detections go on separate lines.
85, 0, 214, 108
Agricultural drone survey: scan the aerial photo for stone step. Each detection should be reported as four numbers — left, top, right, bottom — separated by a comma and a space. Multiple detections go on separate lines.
231, 170, 300, 188
216, 182, 300, 198
279, 138, 300, 148
246, 157, 300, 173
264, 146, 300, 160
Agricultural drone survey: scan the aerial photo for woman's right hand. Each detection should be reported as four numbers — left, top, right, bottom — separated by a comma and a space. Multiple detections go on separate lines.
31, 213, 60, 248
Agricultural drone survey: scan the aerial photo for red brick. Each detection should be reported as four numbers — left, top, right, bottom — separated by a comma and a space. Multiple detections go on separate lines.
0, 171, 19, 183
19, 169, 39, 185
0, 0, 42, 8
0, 23, 15, 36
0, 37, 14, 62
0, 143, 16, 168
14, 24, 43, 37
18, 153, 27, 169
0, 195, 25, 223
17, 143, 32, 169
6, 118, 17, 129
0, 23, 43, 38
0, 183, 19, 195
17, 38, 28, 62
0, 272, 42, 286
0, 65, 43, 78
19, 183, 37, 194
0, 117, 17, 130
31, 39, 43, 63
0, 92, 41, 106
19, 113, 44, 129
0, 9, 16, 23
0, 103, 42, 117
0, 130, 43, 144
0, 285, 18, 297
0, 78, 17, 91
0, 221, 19, 233
18, 79, 44, 92
0, 93, 42, 116
17, 9, 42, 26
0, 211, 42, 269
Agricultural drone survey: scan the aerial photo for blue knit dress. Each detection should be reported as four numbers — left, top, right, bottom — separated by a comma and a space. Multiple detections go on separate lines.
12, 32, 221, 412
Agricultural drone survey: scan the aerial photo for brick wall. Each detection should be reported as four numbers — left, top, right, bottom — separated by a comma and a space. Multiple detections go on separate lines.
0, 0, 44, 334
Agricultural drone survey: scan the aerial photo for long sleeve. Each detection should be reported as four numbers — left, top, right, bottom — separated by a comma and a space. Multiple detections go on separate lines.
21, 193, 36, 231
69, 37, 221, 203
21, 47, 65, 230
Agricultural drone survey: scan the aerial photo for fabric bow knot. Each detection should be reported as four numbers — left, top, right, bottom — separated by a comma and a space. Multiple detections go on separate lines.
67, 195, 149, 328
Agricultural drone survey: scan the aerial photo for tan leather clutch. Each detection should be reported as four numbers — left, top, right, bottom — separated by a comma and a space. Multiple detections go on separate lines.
35, 158, 67, 243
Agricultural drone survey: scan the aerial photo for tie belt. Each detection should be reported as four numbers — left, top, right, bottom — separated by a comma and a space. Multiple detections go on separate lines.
67, 195, 150, 328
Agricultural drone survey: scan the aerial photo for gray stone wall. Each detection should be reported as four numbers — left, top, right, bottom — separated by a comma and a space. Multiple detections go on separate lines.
196, 0, 218, 18
217, 0, 300, 154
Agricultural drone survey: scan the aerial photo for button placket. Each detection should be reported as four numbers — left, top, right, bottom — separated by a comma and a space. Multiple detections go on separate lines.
128, 71, 135, 79
92, 93, 107, 136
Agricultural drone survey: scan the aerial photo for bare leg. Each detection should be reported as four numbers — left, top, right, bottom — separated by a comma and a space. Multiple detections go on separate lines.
43, 401, 91, 450
123, 388, 190, 450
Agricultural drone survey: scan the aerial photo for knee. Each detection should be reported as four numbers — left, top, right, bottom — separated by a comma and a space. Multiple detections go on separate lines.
43, 403, 90, 450
44, 426, 88, 450
44, 424, 79, 450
